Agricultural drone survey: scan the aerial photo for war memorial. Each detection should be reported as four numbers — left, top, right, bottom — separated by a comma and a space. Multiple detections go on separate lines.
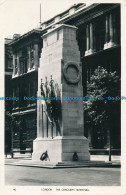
32, 24, 90, 162
5, 3, 121, 161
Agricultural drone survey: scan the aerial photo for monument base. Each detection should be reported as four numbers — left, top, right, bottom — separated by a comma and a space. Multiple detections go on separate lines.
32, 136, 90, 162
104, 41, 116, 49
85, 49, 95, 56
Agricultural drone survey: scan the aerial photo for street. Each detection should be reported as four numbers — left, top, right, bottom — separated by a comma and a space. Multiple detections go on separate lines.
5, 165, 121, 186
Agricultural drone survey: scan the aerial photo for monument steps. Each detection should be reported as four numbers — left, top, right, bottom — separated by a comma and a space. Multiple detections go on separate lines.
5, 159, 120, 168
57, 161, 105, 165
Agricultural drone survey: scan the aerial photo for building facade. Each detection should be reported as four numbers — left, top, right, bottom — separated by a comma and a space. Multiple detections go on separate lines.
8, 30, 42, 152
6, 3, 121, 154
5, 38, 13, 154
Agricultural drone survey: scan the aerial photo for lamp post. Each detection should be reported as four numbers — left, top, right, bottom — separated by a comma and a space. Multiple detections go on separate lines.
109, 127, 111, 161
11, 125, 13, 158
105, 99, 112, 161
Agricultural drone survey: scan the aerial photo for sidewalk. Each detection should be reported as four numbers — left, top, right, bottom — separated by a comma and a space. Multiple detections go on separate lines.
90, 155, 121, 162
5, 155, 121, 169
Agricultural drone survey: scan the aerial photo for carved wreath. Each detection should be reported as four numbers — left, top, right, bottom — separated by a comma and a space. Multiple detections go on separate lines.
63, 61, 81, 84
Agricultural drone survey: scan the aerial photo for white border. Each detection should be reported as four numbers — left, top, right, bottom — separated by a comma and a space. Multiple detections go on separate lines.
0, 0, 126, 194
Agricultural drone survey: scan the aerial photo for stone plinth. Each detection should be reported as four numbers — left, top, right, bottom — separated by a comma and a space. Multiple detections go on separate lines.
33, 136, 90, 162
85, 49, 95, 56
104, 41, 116, 50
32, 24, 90, 162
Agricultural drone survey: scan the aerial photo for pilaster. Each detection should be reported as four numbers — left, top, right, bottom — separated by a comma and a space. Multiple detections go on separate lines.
85, 23, 95, 56
34, 44, 39, 70
27, 47, 31, 72
12, 54, 16, 78
104, 13, 116, 49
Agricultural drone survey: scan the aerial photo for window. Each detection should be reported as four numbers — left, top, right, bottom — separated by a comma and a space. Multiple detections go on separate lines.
19, 58, 23, 74
13, 86, 19, 108
15, 58, 17, 75
30, 51, 34, 69
23, 59, 27, 73
8, 58, 13, 68
30, 44, 34, 69
19, 48, 28, 74
30, 80, 37, 104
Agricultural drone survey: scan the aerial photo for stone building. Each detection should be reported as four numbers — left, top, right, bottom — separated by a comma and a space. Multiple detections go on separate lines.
6, 3, 121, 155
5, 38, 13, 153
5, 38, 13, 105
8, 30, 42, 152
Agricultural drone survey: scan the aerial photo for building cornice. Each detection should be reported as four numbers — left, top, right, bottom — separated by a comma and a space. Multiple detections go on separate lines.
8, 29, 43, 47
41, 3, 120, 32
42, 3, 86, 25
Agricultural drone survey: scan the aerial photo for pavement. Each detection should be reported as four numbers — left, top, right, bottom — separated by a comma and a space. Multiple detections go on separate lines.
4, 155, 121, 168
5, 165, 121, 186
4, 155, 121, 186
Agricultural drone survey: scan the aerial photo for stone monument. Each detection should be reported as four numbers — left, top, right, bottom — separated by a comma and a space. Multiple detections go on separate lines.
32, 24, 90, 163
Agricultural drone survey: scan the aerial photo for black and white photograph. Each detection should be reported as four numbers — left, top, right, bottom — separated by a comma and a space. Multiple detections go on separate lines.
0, 0, 126, 194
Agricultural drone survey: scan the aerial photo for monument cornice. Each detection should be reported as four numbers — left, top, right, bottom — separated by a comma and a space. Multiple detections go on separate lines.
42, 24, 77, 38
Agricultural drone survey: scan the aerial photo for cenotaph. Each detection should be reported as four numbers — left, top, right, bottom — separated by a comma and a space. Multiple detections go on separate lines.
32, 24, 90, 163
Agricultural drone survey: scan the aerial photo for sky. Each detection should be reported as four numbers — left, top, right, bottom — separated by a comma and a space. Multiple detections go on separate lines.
0, 0, 86, 38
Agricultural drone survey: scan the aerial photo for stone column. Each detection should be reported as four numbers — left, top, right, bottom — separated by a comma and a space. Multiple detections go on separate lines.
90, 23, 93, 50
32, 24, 90, 163
12, 54, 16, 78
86, 24, 89, 51
105, 15, 109, 44
85, 24, 89, 56
17, 55, 20, 76
27, 47, 31, 72
93, 27, 96, 52
34, 44, 39, 70
104, 13, 116, 49
109, 13, 114, 43
113, 13, 117, 44
85, 23, 94, 56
